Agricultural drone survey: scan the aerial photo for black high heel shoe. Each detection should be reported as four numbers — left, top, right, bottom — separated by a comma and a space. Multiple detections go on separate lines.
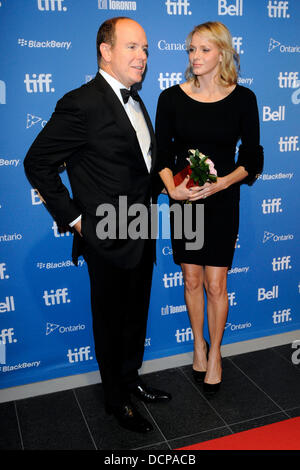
203, 356, 222, 396
203, 380, 221, 396
192, 340, 209, 383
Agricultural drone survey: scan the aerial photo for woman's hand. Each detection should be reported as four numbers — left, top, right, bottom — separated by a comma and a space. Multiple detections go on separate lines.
169, 176, 204, 201
189, 176, 229, 201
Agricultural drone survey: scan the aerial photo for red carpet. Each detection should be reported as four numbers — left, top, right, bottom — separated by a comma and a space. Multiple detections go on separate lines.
177, 417, 300, 450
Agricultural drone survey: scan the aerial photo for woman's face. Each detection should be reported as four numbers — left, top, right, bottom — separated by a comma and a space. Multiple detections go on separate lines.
188, 33, 222, 79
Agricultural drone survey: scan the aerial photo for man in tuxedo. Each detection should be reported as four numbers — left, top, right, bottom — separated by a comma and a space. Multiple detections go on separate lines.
24, 17, 171, 433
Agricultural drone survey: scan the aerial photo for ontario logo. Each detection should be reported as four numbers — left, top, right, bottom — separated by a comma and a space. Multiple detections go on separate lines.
263, 231, 294, 243
268, 38, 300, 53
46, 322, 86, 335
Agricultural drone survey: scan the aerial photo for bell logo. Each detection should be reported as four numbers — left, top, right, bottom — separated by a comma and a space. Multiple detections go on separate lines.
0, 296, 15, 313
258, 285, 279, 301
218, 0, 243, 16
31, 189, 44, 205
263, 105, 285, 121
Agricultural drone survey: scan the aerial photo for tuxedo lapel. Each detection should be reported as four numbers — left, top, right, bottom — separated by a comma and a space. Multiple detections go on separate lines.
93, 73, 156, 173
93, 73, 139, 153
138, 97, 157, 173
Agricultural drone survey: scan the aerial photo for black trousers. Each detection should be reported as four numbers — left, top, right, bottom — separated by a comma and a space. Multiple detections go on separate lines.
82, 240, 154, 408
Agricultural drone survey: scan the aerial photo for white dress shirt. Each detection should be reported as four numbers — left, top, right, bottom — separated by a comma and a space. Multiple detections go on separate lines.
69, 69, 152, 228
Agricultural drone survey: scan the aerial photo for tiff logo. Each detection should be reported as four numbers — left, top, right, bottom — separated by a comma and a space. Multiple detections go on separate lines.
0, 263, 9, 280
228, 292, 237, 306
158, 72, 182, 90
272, 256, 292, 271
278, 72, 298, 88
278, 136, 299, 152
232, 36, 243, 54
162, 272, 184, 288
37, 0, 67, 11
24, 74, 55, 93
43, 288, 71, 306
218, 0, 243, 16
267, 0, 290, 18
175, 327, 193, 343
67, 346, 93, 363
0, 80, 6, 104
165, 0, 191, 15
0, 328, 16, 344
273, 308, 292, 324
262, 198, 282, 214
52, 221, 72, 238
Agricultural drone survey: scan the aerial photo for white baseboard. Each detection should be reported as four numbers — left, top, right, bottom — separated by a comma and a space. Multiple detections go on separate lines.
0, 330, 299, 404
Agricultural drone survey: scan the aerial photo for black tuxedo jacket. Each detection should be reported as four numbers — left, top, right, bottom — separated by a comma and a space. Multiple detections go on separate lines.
24, 73, 159, 269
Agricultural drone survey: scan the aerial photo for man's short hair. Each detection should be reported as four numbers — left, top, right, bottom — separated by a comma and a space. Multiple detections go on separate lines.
96, 16, 129, 66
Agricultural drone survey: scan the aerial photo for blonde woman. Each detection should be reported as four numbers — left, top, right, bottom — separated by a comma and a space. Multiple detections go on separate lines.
155, 22, 263, 395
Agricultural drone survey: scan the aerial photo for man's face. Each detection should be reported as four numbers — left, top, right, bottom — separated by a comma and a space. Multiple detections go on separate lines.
104, 19, 148, 88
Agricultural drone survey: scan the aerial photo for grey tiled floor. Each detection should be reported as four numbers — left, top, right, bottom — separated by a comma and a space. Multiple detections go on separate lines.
1, 344, 300, 450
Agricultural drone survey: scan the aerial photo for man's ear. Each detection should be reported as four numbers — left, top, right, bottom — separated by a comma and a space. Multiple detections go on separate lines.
99, 43, 112, 63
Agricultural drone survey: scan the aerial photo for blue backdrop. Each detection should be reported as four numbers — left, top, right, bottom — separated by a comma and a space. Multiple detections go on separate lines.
0, 0, 299, 388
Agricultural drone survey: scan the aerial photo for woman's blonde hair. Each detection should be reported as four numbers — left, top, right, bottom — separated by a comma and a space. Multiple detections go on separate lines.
185, 21, 240, 87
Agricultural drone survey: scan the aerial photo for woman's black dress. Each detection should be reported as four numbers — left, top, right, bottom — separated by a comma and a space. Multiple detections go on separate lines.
155, 84, 263, 268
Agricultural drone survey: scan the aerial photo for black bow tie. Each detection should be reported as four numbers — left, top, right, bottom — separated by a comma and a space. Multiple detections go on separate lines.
120, 88, 140, 104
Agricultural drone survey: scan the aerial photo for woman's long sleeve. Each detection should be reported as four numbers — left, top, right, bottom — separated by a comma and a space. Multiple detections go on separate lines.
236, 89, 264, 185
155, 90, 176, 173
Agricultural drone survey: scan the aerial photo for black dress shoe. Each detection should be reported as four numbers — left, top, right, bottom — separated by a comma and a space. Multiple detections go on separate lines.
106, 402, 153, 433
130, 384, 172, 403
